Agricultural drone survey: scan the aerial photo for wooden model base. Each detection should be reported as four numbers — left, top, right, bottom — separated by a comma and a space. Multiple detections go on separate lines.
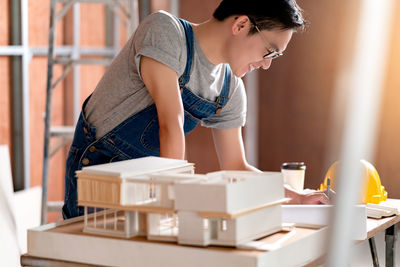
28, 216, 328, 267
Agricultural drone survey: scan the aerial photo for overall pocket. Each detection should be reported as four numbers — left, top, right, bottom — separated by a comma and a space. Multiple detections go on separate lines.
64, 145, 80, 201
183, 110, 200, 134
140, 116, 161, 154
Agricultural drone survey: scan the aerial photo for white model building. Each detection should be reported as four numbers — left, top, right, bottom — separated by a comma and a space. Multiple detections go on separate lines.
76, 157, 287, 247
175, 171, 285, 246
77, 157, 195, 238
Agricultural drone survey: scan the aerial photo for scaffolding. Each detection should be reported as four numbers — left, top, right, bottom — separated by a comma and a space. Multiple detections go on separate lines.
0, 0, 180, 225
41, 0, 141, 224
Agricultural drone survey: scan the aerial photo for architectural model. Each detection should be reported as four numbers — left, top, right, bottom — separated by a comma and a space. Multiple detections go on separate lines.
77, 157, 287, 247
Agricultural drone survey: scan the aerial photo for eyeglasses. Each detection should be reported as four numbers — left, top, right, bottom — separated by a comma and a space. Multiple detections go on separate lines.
253, 24, 283, 59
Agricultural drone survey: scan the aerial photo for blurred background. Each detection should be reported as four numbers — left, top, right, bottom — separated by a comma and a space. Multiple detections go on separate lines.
0, 0, 399, 222
1, 1, 400, 265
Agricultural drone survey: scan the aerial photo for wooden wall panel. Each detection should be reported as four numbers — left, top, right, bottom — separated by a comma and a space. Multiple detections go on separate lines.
0, 0, 9, 45
79, 4, 107, 105
28, 56, 66, 199
152, 0, 170, 12
29, 0, 48, 46
80, 4, 106, 47
180, 0, 220, 23
0, 0, 10, 148
28, 58, 46, 187
375, 0, 400, 199
0, 58, 11, 148
29, 1, 65, 46
258, 0, 362, 189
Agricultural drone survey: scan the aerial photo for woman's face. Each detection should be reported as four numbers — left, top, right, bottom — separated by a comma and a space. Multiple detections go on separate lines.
227, 18, 293, 78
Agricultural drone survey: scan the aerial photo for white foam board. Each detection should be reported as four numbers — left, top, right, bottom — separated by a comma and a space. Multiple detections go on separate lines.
174, 171, 284, 213
0, 145, 14, 200
0, 184, 20, 267
81, 156, 192, 178
282, 205, 367, 240
12, 186, 42, 254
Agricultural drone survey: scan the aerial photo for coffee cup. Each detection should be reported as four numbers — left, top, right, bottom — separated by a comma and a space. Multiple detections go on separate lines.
281, 162, 306, 191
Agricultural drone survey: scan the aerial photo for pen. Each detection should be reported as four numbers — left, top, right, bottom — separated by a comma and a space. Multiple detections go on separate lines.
326, 177, 331, 199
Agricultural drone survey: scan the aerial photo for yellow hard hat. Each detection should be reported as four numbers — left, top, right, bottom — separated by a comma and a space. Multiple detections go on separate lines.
319, 160, 387, 204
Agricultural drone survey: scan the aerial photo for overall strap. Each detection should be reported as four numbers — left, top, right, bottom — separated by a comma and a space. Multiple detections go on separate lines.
178, 18, 194, 88
215, 64, 231, 114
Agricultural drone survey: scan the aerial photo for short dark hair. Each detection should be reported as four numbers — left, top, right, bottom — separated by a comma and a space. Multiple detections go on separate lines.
213, 0, 307, 34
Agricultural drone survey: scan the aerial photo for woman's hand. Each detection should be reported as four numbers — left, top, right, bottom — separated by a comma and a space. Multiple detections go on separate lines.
285, 185, 335, 205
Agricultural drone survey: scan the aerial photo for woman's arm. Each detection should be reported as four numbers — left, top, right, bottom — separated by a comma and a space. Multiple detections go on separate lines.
212, 127, 332, 204
211, 127, 256, 170
140, 56, 185, 159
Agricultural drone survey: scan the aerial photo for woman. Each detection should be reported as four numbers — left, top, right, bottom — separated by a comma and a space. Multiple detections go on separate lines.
63, 0, 329, 219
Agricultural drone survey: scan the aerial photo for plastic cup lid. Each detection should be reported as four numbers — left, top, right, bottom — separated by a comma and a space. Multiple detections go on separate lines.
281, 162, 306, 170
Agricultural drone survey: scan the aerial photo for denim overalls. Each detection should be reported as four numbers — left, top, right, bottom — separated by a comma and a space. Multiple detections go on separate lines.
62, 18, 232, 219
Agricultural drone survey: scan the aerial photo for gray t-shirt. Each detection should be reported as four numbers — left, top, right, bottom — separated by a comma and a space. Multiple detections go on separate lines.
85, 11, 247, 139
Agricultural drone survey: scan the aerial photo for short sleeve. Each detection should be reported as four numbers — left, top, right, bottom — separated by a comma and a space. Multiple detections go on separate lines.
133, 11, 187, 78
201, 75, 247, 129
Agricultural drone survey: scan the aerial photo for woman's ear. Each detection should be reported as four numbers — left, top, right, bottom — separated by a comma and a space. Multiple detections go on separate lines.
232, 15, 250, 35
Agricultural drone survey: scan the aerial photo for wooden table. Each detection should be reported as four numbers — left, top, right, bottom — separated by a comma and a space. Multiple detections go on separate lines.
290, 215, 400, 267
21, 215, 400, 267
